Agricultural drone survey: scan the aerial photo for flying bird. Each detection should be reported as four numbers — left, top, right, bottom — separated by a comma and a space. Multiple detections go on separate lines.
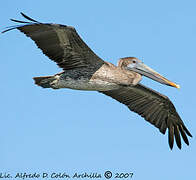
2, 13, 192, 149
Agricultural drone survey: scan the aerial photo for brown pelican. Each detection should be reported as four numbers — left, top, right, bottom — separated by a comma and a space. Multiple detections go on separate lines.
2, 13, 192, 149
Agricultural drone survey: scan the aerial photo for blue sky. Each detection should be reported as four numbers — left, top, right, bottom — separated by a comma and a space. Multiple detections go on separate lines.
1, 0, 196, 179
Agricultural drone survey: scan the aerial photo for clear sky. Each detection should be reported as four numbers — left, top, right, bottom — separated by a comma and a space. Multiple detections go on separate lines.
1, 0, 196, 179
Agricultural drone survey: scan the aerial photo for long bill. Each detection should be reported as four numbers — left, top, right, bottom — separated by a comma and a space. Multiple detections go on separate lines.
128, 63, 180, 88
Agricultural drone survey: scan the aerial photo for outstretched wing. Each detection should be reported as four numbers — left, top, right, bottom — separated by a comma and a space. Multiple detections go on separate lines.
2, 13, 105, 70
100, 84, 192, 149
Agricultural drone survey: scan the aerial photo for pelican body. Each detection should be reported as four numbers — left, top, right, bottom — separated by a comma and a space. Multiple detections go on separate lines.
2, 13, 192, 150
36, 60, 141, 91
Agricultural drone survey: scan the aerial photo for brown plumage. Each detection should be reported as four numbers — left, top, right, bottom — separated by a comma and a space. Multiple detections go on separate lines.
2, 13, 192, 149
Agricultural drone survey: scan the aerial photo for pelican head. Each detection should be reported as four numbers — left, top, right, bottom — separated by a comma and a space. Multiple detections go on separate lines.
118, 57, 180, 88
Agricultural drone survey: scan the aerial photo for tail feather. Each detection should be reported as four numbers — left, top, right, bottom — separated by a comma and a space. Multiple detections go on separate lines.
33, 76, 56, 88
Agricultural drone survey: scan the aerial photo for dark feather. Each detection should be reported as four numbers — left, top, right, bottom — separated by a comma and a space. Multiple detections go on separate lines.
100, 84, 192, 149
10, 19, 30, 23
20, 12, 39, 23
168, 123, 174, 149
174, 125, 181, 149
2, 13, 105, 71
179, 125, 189, 145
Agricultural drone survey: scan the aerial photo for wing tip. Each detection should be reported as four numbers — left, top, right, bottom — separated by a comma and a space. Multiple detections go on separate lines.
20, 12, 39, 23
184, 126, 193, 137
2, 12, 41, 34
167, 123, 192, 150
1, 26, 17, 33
169, 133, 174, 150
169, 141, 174, 150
